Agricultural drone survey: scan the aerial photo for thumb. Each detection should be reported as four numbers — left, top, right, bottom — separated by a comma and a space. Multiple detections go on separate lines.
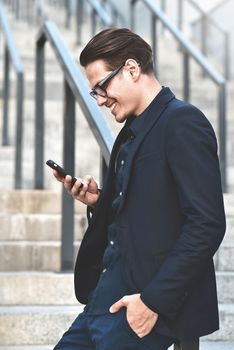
109, 296, 128, 313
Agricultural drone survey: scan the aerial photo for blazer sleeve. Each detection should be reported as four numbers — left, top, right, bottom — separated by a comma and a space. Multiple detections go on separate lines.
140, 105, 226, 320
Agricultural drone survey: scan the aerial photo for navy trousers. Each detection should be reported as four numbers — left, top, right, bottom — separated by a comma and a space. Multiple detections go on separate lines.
54, 308, 177, 350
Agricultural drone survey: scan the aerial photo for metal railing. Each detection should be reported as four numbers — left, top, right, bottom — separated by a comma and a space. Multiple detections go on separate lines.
3, 0, 35, 22
35, 19, 114, 270
76, 0, 113, 45
131, 0, 227, 193
0, 2, 24, 189
3, 0, 48, 24
177, 0, 230, 80
100, 0, 127, 27
33, 0, 48, 24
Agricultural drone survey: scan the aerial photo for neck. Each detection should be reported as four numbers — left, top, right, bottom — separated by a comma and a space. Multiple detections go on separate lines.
135, 75, 162, 116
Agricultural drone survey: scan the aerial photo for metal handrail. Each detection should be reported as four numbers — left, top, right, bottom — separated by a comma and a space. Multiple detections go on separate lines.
100, 0, 127, 26
35, 20, 114, 269
131, 0, 227, 192
76, 0, 113, 45
33, 0, 48, 23
208, 0, 233, 15
3, 0, 48, 24
179, 0, 230, 80
0, 2, 24, 189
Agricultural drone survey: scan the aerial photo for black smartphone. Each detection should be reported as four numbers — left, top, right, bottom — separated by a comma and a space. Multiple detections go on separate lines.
46, 159, 83, 187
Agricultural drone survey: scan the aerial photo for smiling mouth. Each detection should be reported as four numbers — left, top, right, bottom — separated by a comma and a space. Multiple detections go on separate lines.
107, 102, 117, 114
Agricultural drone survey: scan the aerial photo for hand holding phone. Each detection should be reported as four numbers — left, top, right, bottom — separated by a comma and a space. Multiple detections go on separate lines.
46, 159, 100, 206
46, 159, 83, 187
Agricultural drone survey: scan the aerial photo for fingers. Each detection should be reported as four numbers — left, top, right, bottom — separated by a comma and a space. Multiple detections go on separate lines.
53, 169, 64, 182
109, 296, 129, 313
129, 314, 158, 338
53, 171, 99, 206
70, 175, 93, 197
64, 176, 83, 196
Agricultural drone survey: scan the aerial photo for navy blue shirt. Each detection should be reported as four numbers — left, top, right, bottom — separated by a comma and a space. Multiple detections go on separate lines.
85, 89, 165, 315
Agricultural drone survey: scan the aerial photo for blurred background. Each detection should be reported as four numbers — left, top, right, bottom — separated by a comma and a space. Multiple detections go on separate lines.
0, 0, 234, 349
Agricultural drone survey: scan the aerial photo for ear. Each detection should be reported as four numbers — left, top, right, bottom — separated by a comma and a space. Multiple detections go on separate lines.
125, 59, 141, 80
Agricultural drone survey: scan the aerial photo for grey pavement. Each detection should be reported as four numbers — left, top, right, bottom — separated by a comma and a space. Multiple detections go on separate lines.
0, 341, 234, 349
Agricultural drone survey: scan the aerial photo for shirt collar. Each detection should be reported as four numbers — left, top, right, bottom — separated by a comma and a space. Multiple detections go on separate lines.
126, 86, 167, 138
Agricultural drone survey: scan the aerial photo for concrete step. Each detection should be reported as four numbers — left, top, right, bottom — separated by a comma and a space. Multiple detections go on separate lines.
0, 347, 52, 350
224, 193, 234, 215
0, 212, 87, 241
0, 304, 232, 345
0, 305, 83, 346
217, 272, 234, 304
0, 146, 15, 161
169, 341, 234, 350
204, 304, 234, 341
0, 342, 234, 350
3, 238, 232, 272
0, 190, 85, 214
0, 229, 232, 273
0, 270, 233, 306
0, 240, 80, 272
0, 272, 77, 305
214, 243, 234, 272
2, 209, 232, 245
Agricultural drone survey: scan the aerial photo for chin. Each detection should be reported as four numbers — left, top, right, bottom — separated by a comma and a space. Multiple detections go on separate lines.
114, 113, 128, 124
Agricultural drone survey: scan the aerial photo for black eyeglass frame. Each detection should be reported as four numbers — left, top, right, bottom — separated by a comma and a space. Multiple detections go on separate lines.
89, 63, 125, 100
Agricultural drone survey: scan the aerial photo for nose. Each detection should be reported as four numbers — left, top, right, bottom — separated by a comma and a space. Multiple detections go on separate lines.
96, 95, 107, 106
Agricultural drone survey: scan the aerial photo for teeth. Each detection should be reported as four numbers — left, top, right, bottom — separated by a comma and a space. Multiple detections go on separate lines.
110, 103, 116, 112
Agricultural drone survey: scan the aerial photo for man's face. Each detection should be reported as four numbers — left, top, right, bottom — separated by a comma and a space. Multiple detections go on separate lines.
85, 59, 140, 123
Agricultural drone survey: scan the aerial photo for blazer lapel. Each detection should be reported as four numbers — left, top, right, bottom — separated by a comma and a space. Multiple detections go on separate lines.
116, 88, 175, 215
88, 124, 129, 226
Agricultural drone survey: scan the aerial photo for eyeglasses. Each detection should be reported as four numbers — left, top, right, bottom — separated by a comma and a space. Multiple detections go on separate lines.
90, 63, 124, 100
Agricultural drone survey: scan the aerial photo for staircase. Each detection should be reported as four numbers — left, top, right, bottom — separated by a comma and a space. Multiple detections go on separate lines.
0, 1, 234, 348
0, 190, 85, 347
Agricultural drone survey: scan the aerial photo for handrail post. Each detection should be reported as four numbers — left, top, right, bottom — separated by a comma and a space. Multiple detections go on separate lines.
177, 0, 183, 51
224, 32, 230, 80
76, 0, 83, 45
34, 36, 45, 189
112, 8, 118, 26
2, 45, 10, 146
91, 8, 96, 36
61, 79, 76, 271
201, 13, 207, 77
183, 51, 190, 102
14, 0, 19, 20
160, 0, 166, 35
218, 82, 227, 192
14, 71, 24, 189
65, 0, 71, 29
130, 0, 137, 31
178, 0, 183, 31
151, 14, 158, 77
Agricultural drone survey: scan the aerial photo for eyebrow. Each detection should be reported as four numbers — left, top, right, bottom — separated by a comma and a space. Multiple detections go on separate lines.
92, 72, 110, 89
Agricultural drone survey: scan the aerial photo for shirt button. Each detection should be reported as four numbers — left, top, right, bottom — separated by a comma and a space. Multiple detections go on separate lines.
119, 191, 123, 196
110, 241, 114, 245
102, 268, 107, 273
121, 160, 124, 165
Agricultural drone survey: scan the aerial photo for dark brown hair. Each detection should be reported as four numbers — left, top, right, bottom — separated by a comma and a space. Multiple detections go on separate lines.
79, 27, 154, 74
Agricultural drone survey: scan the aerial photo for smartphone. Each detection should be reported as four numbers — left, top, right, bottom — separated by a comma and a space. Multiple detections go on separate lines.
46, 159, 83, 187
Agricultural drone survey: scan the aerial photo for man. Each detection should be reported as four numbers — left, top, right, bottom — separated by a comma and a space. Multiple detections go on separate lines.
53, 28, 226, 350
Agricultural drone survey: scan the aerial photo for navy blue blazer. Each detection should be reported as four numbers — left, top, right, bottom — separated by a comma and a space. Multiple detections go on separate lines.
74, 88, 226, 339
